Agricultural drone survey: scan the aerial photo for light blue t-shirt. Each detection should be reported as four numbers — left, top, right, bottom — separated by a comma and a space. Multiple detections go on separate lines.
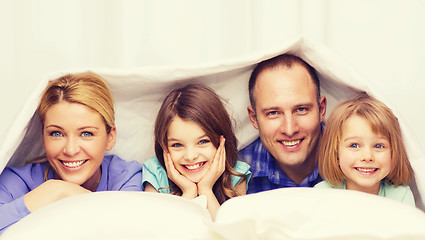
142, 156, 251, 193
314, 180, 415, 207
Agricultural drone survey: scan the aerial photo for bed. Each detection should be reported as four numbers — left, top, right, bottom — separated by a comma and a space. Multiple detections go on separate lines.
1, 36, 424, 239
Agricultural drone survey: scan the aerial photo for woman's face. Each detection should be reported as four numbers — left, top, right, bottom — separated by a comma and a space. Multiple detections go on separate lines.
166, 117, 217, 183
42, 101, 116, 191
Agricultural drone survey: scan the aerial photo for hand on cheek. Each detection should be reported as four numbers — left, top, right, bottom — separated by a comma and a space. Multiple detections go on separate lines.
163, 151, 197, 199
197, 136, 226, 195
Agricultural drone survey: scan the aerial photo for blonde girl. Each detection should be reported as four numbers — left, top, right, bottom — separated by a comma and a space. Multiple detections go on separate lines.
315, 94, 414, 206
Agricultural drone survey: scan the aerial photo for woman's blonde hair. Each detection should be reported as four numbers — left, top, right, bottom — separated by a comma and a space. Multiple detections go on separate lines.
318, 94, 413, 187
37, 73, 115, 133
32, 73, 115, 180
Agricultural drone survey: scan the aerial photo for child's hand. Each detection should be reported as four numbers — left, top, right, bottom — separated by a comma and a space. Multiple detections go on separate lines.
197, 136, 226, 195
163, 151, 198, 199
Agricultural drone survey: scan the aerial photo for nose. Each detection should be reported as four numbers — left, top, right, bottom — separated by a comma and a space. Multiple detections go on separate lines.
279, 114, 299, 137
184, 146, 199, 162
361, 148, 374, 162
63, 136, 80, 156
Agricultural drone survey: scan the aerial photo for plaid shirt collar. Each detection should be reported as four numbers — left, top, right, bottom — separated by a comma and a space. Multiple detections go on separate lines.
242, 137, 321, 187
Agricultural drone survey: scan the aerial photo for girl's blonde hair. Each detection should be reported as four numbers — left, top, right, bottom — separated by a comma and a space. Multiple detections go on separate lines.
154, 83, 247, 204
319, 94, 413, 187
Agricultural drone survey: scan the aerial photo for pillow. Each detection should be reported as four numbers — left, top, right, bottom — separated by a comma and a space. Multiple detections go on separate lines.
212, 188, 425, 240
1, 191, 212, 240
3, 189, 425, 239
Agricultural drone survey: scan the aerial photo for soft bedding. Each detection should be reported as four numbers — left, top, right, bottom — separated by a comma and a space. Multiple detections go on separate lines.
0, 36, 424, 239
2, 189, 425, 239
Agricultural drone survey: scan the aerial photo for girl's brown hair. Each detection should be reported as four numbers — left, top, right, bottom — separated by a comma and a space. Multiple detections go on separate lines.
154, 83, 246, 204
319, 94, 413, 187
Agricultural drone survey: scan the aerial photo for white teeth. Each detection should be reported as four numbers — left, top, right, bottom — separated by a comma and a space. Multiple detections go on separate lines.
356, 167, 376, 173
62, 160, 85, 168
282, 140, 300, 146
186, 163, 203, 170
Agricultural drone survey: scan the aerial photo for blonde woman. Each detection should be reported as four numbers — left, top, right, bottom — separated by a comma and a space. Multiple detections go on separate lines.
0, 73, 142, 233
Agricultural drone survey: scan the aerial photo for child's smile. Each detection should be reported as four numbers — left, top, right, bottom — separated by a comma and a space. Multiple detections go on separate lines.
355, 167, 378, 174
167, 117, 217, 183
338, 115, 392, 195
183, 161, 207, 171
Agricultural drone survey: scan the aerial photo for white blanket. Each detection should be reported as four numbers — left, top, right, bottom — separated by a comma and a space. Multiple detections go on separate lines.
1, 36, 424, 210
3, 189, 425, 239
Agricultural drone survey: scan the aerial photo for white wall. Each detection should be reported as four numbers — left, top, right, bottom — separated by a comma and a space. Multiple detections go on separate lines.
1, 0, 424, 150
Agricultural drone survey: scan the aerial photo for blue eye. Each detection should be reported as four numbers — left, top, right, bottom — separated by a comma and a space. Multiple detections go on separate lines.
349, 143, 359, 148
199, 139, 210, 145
295, 107, 310, 116
374, 144, 384, 149
81, 131, 93, 138
171, 143, 183, 148
267, 111, 278, 116
49, 131, 63, 137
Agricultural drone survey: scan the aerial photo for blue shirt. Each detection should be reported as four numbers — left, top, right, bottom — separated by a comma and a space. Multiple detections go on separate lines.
0, 154, 143, 234
240, 137, 322, 194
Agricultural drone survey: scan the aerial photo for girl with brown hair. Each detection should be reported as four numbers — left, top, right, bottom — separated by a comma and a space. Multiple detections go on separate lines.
142, 83, 251, 219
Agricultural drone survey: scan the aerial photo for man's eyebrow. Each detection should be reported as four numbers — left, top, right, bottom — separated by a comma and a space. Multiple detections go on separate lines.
262, 106, 280, 111
260, 107, 280, 114
294, 103, 314, 108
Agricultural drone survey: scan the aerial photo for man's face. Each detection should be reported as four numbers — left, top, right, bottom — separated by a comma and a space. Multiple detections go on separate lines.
248, 65, 326, 172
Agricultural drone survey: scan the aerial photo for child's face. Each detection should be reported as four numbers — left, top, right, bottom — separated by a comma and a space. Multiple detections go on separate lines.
166, 117, 217, 183
338, 115, 392, 194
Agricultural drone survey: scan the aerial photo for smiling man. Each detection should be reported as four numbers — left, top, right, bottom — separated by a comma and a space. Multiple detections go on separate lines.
241, 54, 327, 193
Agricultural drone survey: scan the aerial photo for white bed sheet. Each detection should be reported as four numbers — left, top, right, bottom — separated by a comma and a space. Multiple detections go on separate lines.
3, 189, 425, 240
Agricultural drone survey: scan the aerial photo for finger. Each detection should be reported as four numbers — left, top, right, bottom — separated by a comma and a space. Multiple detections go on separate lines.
211, 139, 223, 165
164, 152, 180, 177
220, 143, 226, 164
212, 137, 226, 174
213, 136, 226, 171
219, 142, 226, 172
219, 137, 226, 164
219, 135, 226, 149
163, 152, 172, 170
